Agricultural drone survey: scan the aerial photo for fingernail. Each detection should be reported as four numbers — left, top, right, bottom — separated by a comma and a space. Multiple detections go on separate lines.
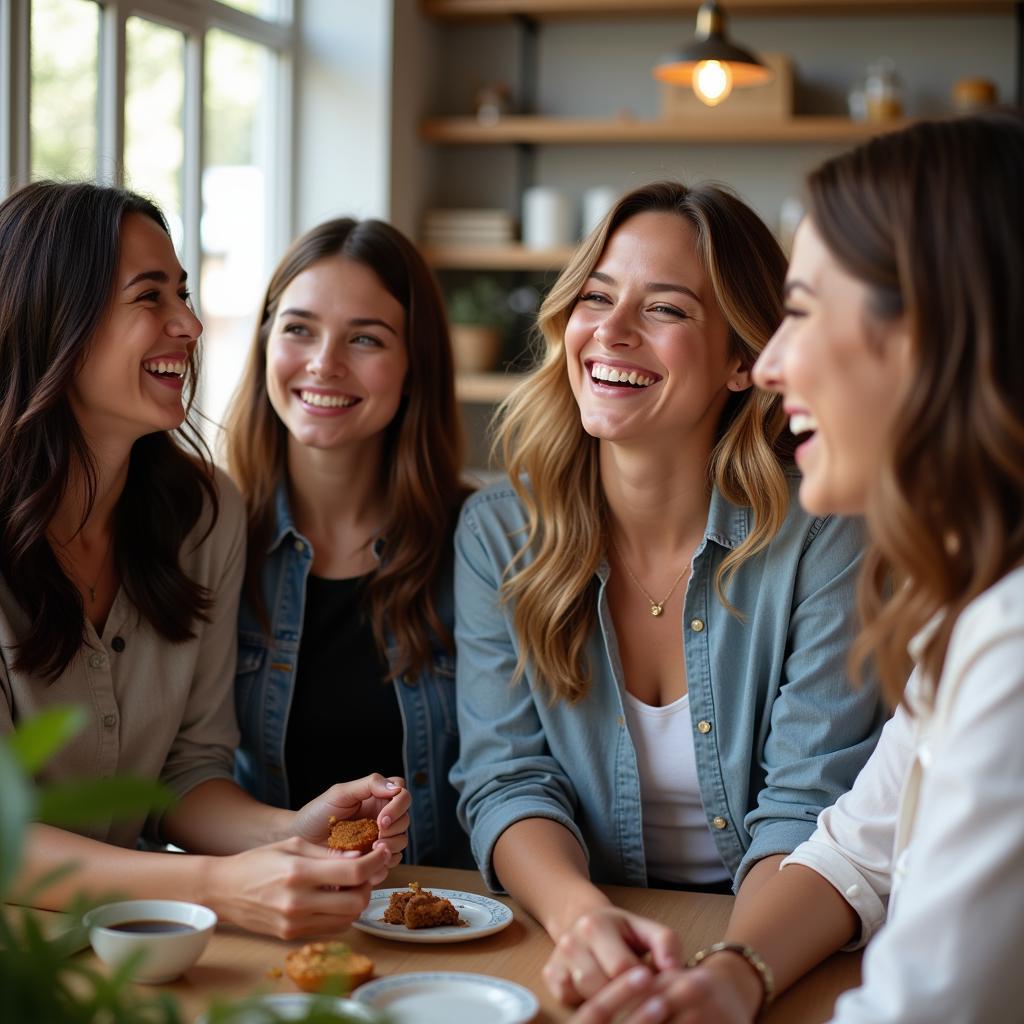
341, 850, 362, 858
385, 781, 398, 790
380, 815, 392, 828
626, 966, 650, 987
641, 996, 667, 1021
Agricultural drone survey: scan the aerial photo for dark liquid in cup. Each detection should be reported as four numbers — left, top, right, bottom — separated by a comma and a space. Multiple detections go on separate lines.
109, 920, 197, 934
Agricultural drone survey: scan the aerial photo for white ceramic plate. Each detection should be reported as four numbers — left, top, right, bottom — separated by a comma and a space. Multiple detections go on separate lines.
351, 888, 512, 944
354, 972, 538, 1024
195, 993, 380, 1023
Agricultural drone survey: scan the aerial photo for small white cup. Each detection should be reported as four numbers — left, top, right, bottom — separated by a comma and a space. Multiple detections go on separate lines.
581, 186, 619, 239
84, 898, 216, 984
522, 187, 571, 250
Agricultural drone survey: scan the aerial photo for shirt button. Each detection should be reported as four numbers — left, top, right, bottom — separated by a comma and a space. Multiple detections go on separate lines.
845, 884, 861, 899
402, 673, 416, 685
293, 540, 304, 552
102, 714, 117, 728
690, 618, 705, 633
413, 771, 429, 787
88, 653, 106, 669
918, 745, 933, 768
111, 636, 126, 653
712, 815, 728, 830
697, 719, 712, 734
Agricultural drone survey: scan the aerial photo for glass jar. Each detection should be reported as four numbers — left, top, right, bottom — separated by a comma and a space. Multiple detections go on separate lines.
864, 59, 903, 121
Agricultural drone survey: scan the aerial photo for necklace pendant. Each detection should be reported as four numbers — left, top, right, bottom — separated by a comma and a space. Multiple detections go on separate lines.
650, 603, 664, 617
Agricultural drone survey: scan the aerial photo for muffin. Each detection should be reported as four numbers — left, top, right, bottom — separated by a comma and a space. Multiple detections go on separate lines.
284, 941, 374, 994
326, 816, 378, 854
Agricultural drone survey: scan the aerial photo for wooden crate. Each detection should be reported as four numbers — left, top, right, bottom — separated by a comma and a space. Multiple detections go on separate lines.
660, 53, 793, 120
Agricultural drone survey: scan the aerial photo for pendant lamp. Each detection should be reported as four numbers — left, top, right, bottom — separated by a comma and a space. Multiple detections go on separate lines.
653, 1, 772, 108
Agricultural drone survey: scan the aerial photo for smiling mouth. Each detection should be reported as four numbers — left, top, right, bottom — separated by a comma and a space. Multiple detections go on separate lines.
143, 359, 186, 380
789, 411, 818, 446
297, 389, 359, 409
589, 361, 659, 389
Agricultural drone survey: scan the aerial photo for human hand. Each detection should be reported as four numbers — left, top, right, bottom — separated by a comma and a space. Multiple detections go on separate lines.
202, 836, 390, 939
568, 959, 758, 1024
292, 773, 410, 867
543, 907, 682, 1006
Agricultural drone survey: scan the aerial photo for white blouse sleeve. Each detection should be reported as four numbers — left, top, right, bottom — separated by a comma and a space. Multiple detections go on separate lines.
781, 695, 914, 949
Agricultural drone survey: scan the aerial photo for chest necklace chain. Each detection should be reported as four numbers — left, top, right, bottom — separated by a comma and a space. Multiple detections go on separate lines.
610, 537, 691, 618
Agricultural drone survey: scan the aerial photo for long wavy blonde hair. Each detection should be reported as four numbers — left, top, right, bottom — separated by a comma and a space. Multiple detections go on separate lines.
225, 218, 466, 679
496, 181, 791, 702
807, 114, 1024, 707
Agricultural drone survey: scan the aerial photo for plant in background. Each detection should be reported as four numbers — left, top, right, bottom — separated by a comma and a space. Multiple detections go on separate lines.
446, 276, 515, 374
0, 707, 381, 1024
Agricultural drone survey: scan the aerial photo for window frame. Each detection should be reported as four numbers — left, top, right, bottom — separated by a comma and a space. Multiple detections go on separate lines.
0, 0, 295, 312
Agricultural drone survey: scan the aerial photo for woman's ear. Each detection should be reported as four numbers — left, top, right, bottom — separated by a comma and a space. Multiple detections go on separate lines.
726, 366, 753, 392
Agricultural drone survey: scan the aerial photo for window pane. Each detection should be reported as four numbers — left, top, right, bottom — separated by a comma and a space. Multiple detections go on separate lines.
125, 17, 185, 251
30, 0, 99, 180
216, 0, 284, 20
201, 28, 273, 437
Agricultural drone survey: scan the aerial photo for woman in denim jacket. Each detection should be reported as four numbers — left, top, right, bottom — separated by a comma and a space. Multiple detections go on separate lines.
451, 182, 885, 1003
226, 218, 471, 867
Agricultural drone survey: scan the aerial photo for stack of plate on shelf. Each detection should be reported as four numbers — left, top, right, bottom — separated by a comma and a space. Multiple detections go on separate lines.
422, 208, 514, 249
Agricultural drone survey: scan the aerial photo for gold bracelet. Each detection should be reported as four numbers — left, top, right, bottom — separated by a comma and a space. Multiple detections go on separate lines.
686, 941, 774, 1015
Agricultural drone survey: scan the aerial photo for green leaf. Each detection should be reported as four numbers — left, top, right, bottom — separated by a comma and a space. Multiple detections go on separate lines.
0, 737, 34, 896
36, 777, 174, 827
7, 706, 86, 775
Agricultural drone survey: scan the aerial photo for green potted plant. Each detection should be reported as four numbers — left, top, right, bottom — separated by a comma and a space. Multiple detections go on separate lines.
0, 708, 380, 1023
446, 276, 513, 374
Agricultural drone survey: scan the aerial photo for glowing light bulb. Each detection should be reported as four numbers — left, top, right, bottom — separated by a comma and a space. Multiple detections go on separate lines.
693, 59, 733, 106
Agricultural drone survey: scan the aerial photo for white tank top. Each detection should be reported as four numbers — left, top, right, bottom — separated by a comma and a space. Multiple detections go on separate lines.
623, 690, 731, 886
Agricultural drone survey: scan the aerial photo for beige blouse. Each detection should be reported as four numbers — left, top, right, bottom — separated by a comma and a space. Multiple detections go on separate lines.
0, 468, 245, 848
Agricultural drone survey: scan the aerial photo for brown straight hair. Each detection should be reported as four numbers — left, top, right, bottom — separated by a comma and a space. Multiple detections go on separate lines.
806, 112, 1024, 705
495, 181, 791, 703
225, 218, 466, 679
0, 181, 217, 681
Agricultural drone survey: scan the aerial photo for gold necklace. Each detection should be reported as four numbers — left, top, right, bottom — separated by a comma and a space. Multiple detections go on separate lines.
52, 531, 114, 603
610, 537, 691, 618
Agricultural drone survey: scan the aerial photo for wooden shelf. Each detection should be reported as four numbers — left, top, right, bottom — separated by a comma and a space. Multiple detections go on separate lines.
422, 115, 911, 145
423, 0, 1010, 18
456, 372, 525, 403
425, 243, 572, 270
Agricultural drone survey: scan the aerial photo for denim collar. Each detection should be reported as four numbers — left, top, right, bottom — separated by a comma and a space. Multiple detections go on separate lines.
266, 479, 385, 560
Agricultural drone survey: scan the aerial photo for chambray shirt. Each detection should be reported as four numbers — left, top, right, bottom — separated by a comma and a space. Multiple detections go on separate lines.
234, 483, 471, 867
451, 474, 886, 892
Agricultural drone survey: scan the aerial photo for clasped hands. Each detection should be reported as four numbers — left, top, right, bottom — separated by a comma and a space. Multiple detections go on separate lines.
551, 907, 758, 1024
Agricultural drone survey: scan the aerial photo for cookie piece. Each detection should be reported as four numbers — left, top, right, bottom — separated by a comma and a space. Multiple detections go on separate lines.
326, 817, 378, 854
382, 881, 465, 929
284, 941, 374, 994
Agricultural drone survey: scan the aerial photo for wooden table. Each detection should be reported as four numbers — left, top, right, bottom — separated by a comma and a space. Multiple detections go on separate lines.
82, 865, 862, 1022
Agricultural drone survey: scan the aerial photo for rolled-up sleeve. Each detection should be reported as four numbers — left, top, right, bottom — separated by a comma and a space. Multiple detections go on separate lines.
739, 514, 887, 883
449, 496, 584, 892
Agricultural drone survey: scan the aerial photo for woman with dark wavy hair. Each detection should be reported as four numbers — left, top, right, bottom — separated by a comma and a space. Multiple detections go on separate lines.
0, 182, 409, 938
225, 217, 471, 867
571, 113, 1024, 1024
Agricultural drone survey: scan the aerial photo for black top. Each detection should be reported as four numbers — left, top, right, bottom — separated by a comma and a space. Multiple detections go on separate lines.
285, 573, 405, 810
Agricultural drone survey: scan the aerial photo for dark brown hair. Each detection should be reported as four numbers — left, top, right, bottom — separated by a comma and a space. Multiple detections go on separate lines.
807, 112, 1024, 705
496, 181, 791, 701
0, 181, 217, 680
225, 218, 466, 678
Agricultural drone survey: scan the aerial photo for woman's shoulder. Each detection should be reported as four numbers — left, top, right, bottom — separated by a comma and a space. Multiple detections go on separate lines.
459, 476, 528, 525
951, 564, 1024, 656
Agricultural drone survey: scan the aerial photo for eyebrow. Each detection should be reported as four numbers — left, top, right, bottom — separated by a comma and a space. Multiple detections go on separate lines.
784, 280, 815, 299
123, 269, 188, 290
589, 270, 701, 304
278, 308, 399, 336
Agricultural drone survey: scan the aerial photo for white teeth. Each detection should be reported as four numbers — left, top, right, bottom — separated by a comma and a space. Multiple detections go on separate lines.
789, 413, 818, 436
299, 389, 356, 409
589, 362, 656, 388
143, 359, 186, 376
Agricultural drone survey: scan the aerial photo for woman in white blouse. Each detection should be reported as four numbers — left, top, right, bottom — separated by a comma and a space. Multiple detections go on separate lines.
571, 111, 1024, 1024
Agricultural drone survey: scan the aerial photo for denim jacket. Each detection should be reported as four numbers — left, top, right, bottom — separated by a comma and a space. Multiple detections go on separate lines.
234, 483, 470, 867
451, 473, 886, 892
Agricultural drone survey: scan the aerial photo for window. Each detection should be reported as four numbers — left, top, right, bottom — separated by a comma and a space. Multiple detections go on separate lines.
2, 0, 294, 449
